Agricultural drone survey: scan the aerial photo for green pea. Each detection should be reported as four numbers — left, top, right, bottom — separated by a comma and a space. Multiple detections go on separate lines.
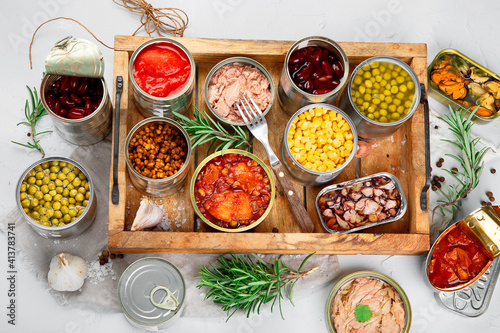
21, 199, 30, 208
58, 173, 67, 181
50, 166, 60, 173
53, 201, 61, 210
49, 172, 57, 181
61, 198, 69, 206
78, 172, 86, 181
41, 162, 50, 169
49, 190, 57, 197
35, 180, 43, 186
20, 192, 27, 200
54, 210, 62, 219
46, 209, 54, 218
75, 193, 84, 202
69, 209, 77, 217
30, 198, 39, 207
63, 214, 71, 223
61, 206, 69, 215
34, 191, 44, 200
31, 211, 40, 220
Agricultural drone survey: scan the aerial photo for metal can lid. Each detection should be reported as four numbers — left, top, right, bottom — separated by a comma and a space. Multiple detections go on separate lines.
118, 258, 185, 326
45, 36, 105, 78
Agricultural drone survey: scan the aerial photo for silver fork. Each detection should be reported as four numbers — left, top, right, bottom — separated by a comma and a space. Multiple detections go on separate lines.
237, 95, 315, 233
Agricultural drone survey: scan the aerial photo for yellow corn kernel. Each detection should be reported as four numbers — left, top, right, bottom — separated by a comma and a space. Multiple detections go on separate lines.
288, 141, 294, 149
312, 117, 322, 128
323, 120, 332, 130
293, 117, 299, 124
309, 108, 315, 117
318, 165, 327, 172
345, 132, 354, 140
299, 113, 305, 120
305, 162, 313, 169
333, 139, 341, 148
320, 153, 328, 161
307, 155, 316, 163
305, 142, 312, 151
300, 121, 310, 131
293, 147, 302, 153
341, 123, 351, 131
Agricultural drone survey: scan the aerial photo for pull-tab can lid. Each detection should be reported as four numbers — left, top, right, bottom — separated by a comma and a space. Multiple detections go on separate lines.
45, 36, 105, 78
118, 258, 185, 328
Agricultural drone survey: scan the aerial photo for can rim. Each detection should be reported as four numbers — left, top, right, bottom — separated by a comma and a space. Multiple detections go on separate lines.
128, 38, 196, 101
15, 156, 95, 232
346, 56, 421, 127
124, 116, 192, 184
118, 257, 186, 326
203, 56, 276, 127
326, 270, 412, 333
189, 149, 276, 233
283, 103, 358, 176
284, 36, 349, 98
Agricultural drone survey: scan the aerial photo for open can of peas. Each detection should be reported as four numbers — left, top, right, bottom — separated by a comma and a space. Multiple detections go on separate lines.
16, 157, 97, 239
339, 56, 421, 142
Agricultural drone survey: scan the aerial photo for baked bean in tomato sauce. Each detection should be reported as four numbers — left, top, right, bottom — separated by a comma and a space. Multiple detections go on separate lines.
194, 153, 271, 229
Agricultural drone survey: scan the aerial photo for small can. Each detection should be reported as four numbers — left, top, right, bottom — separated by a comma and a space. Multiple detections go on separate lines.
125, 117, 192, 196
40, 36, 112, 146
129, 38, 195, 118
15, 157, 97, 239
280, 103, 357, 186
338, 56, 421, 142
118, 258, 185, 331
326, 271, 412, 333
278, 36, 349, 116
204, 57, 275, 127
316, 172, 407, 233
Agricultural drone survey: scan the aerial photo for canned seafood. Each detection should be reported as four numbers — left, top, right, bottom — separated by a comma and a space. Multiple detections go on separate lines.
278, 36, 349, 116
118, 258, 185, 330
16, 157, 97, 239
129, 38, 195, 118
339, 56, 421, 142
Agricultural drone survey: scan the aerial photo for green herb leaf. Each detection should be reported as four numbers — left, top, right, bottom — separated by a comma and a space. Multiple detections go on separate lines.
355, 304, 372, 323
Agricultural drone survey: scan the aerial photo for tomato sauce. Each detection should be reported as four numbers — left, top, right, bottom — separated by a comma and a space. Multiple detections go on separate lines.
133, 42, 191, 98
194, 153, 271, 229
427, 224, 491, 289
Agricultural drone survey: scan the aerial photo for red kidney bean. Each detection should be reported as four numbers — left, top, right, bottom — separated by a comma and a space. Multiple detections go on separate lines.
291, 63, 300, 73
328, 54, 338, 63
45, 95, 54, 110
70, 76, 80, 91
52, 80, 61, 89
296, 82, 305, 90
321, 48, 330, 61
318, 75, 333, 82
68, 107, 86, 119
81, 94, 92, 101
53, 100, 61, 114
331, 78, 340, 90
70, 93, 83, 104
313, 89, 331, 95
304, 78, 314, 90
295, 63, 312, 81
85, 100, 93, 115
332, 61, 344, 78
95, 83, 103, 97
312, 67, 324, 80
321, 60, 334, 77
289, 48, 307, 64
59, 107, 68, 117
60, 76, 71, 92
59, 94, 76, 108
312, 49, 322, 68
77, 80, 89, 95
305, 46, 315, 63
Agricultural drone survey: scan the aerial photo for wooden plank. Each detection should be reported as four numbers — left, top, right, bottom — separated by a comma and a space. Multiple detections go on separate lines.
108, 231, 429, 255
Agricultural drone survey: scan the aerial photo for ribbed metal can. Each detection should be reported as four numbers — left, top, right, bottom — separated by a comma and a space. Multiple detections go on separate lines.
129, 38, 195, 118
118, 258, 185, 331
40, 36, 112, 146
278, 36, 349, 116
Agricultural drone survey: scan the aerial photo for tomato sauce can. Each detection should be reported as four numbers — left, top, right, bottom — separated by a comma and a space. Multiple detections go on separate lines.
40, 36, 112, 146
118, 258, 185, 331
278, 36, 349, 116
129, 38, 195, 118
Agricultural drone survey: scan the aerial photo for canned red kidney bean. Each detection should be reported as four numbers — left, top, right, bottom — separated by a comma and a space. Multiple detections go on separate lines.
45, 75, 104, 120
288, 45, 345, 95
128, 123, 188, 179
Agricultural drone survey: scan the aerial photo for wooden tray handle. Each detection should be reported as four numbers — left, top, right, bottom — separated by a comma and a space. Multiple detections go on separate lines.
271, 163, 315, 233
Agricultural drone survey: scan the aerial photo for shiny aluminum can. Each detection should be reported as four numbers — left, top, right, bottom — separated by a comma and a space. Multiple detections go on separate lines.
16, 157, 97, 239
339, 56, 421, 142
125, 117, 192, 196
129, 38, 195, 118
326, 271, 412, 333
278, 36, 349, 116
118, 258, 185, 331
280, 103, 357, 186
41, 74, 112, 145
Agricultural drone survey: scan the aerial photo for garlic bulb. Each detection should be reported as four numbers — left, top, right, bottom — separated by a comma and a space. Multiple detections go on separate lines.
48, 253, 88, 292
131, 197, 165, 231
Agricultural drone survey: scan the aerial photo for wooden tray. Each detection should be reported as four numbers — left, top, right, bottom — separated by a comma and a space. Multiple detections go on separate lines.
108, 35, 429, 255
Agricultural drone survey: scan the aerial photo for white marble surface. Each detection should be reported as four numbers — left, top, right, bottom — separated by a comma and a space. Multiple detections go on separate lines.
1, 0, 500, 332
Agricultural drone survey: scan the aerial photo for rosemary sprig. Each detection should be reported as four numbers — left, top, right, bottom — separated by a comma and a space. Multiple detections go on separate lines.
173, 107, 252, 154
11, 86, 52, 157
197, 253, 318, 321
432, 106, 490, 222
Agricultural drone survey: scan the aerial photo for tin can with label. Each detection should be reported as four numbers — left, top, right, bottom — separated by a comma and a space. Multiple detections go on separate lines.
118, 258, 185, 331
40, 36, 112, 146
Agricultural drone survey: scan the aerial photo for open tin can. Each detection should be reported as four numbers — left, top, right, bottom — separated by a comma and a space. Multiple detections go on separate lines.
425, 205, 500, 293
118, 258, 185, 331
40, 36, 112, 146
129, 38, 195, 118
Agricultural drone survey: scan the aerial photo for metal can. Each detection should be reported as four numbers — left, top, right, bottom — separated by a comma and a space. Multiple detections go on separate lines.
125, 117, 192, 196
316, 172, 407, 233
204, 57, 275, 127
338, 56, 421, 142
326, 271, 412, 333
129, 38, 195, 118
428, 49, 500, 123
278, 36, 349, 116
280, 103, 358, 186
15, 157, 97, 239
118, 258, 185, 331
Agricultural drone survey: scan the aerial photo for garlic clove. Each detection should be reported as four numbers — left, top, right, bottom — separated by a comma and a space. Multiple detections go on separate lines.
131, 197, 165, 231
48, 253, 88, 292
